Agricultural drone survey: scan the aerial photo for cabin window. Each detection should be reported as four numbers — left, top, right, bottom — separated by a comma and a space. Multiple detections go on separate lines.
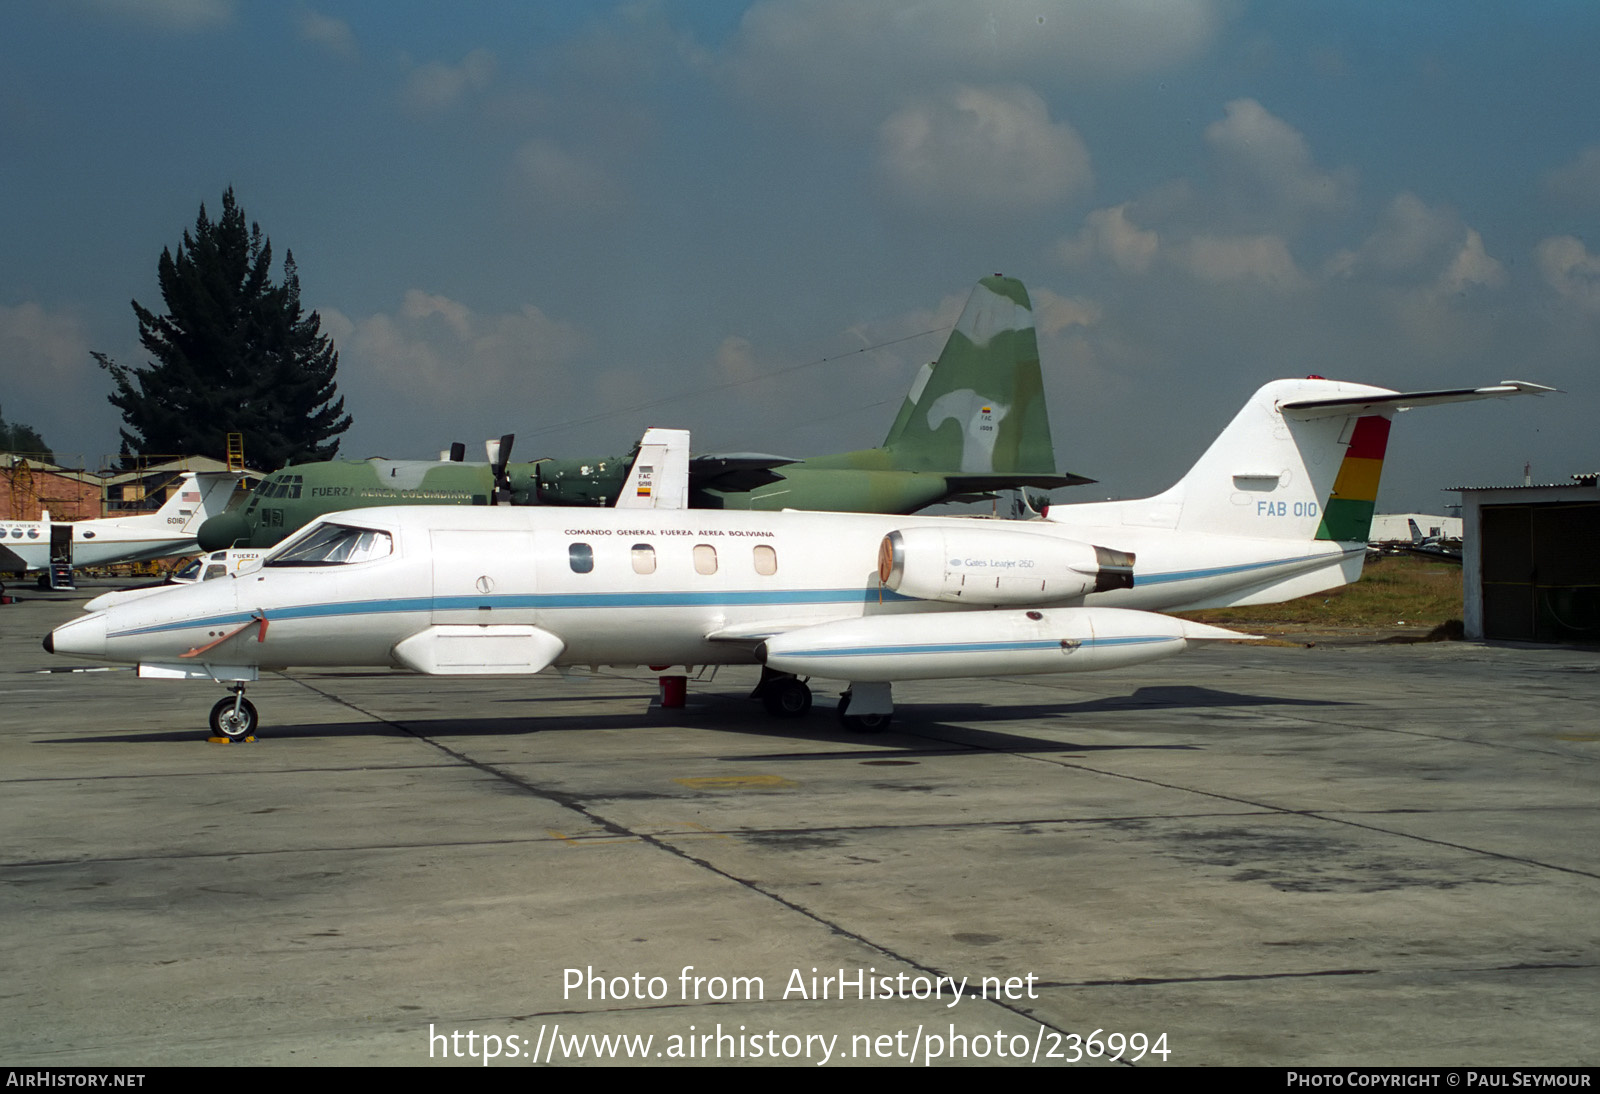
204, 564, 227, 581
268, 523, 392, 566
631, 543, 656, 574
753, 544, 777, 576
568, 542, 594, 574
693, 544, 718, 575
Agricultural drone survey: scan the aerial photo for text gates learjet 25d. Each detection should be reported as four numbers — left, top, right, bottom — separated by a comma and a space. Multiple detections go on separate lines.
44, 376, 1550, 739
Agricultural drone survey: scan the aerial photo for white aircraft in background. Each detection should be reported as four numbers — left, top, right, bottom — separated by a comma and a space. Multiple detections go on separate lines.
44, 378, 1549, 739
1, 471, 243, 579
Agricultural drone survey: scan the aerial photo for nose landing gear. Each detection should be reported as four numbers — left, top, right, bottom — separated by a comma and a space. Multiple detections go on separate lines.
209, 685, 259, 741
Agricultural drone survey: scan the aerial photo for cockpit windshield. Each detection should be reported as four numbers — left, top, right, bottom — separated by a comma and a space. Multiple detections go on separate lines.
266, 523, 393, 567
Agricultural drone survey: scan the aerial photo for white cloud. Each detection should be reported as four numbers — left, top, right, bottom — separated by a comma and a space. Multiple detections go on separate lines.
0, 302, 93, 400
84, 0, 232, 31
1545, 146, 1600, 207
1177, 234, 1306, 289
1439, 229, 1504, 294
1536, 235, 1600, 312
729, 0, 1222, 119
876, 84, 1091, 217
296, 7, 356, 57
1327, 193, 1504, 295
714, 335, 760, 384
1056, 204, 1159, 274
403, 49, 496, 115
1030, 289, 1102, 336
1204, 98, 1353, 219
513, 139, 627, 213
325, 291, 588, 417
0, 302, 108, 456
845, 291, 966, 350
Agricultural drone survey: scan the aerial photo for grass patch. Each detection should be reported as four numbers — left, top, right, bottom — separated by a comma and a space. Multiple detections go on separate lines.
1180, 554, 1463, 630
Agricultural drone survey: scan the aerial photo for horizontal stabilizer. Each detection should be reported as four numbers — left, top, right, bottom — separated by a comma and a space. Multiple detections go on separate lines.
942, 471, 1095, 493
689, 454, 795, 493
1280, 381, 1556, 419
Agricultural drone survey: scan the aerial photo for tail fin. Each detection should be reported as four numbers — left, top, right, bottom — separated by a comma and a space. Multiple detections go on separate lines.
142, 472, 244, 534
1094, 378, 1551, 544
881, 275, 1056, 474
615, 428, 690, 509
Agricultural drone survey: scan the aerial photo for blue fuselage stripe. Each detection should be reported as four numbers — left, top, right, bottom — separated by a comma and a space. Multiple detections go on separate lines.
108, 587, 911, 639
105, 548, 1355, 641
1133, 549, 1355, 586
779, 635, 1176, 658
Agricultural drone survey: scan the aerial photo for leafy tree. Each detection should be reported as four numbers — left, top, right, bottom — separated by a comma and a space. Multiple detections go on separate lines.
95, 188, 352, 469
0, 405, 54, 463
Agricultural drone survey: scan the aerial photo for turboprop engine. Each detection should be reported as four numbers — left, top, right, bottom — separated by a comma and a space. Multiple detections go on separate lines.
878, 527, 1134, 606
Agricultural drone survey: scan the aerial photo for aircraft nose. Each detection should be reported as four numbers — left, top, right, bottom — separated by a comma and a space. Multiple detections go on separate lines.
47, 612, 108, 660
197, 512, 248, 552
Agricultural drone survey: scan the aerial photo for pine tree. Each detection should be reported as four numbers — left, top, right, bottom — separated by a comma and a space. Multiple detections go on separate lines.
95, 188, 352, 469
0, 405, 53, 463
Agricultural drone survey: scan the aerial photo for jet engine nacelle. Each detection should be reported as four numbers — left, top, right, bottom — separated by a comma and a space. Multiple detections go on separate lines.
878, 527, 1134, 606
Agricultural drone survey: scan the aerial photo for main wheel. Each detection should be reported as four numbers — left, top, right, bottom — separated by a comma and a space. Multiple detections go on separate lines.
209, 696, 259, 740
761, 677, 812, 718
836, 691, 891, 733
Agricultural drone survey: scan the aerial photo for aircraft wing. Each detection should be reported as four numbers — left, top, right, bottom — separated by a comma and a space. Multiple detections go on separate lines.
704, 620, 814, 645
1279, 381, 1556, 419
2, 544, 35, 572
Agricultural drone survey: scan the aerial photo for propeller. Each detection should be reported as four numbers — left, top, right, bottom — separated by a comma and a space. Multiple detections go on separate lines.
486, 434, 515, 504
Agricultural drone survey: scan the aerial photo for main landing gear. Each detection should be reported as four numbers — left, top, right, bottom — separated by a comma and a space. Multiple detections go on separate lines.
836, 682, 893, 733
209, 685, 258, 740
752, 667, 813, 718
753, 669, 893, 732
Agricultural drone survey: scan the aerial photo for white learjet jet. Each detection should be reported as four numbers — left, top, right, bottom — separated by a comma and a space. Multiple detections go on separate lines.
44, 378, 1550, 738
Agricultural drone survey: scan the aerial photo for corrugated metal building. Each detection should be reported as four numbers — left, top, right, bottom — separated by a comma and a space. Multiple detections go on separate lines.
1454, 475, 1600, 642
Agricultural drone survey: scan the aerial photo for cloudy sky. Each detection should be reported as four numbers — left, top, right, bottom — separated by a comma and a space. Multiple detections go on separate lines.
2, 1, 1594, 511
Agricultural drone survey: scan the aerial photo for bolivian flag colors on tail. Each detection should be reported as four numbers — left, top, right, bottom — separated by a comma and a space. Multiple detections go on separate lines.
1315, 415, 1390, 542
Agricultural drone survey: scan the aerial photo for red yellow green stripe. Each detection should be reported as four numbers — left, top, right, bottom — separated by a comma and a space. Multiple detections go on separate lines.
1315, 415, 1390, 541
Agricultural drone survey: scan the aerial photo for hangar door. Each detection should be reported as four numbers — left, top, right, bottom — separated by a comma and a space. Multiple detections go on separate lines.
1480, 502, 1600, 642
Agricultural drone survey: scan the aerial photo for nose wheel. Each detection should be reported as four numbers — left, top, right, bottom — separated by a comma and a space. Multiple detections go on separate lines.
209, 688, 259, 740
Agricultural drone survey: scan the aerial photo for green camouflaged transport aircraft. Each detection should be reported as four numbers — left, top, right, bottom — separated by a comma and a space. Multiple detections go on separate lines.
196, 275, 1090, 552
